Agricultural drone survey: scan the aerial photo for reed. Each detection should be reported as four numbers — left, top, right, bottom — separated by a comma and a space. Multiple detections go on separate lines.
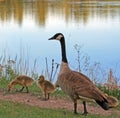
0, 47, 39, 81
0, 44, 120, 100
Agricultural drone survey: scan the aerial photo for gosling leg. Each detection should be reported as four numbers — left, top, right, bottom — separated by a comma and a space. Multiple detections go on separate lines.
44, 93, 47, 100
19, 87, 24, 92
48, 93, 50, 100
26, 87, 29, 93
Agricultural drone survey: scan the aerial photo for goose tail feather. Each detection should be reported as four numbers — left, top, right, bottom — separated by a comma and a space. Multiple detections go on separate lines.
95, 100, 109, 110
96, 94, 119, 110
105, 95, 119, 108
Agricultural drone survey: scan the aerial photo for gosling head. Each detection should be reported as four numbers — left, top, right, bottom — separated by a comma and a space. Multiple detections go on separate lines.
8, 84, 12, 92
38, 75, 45, 81
48, 33, 64, 41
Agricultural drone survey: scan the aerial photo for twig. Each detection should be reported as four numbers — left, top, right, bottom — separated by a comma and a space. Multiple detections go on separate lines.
50, 59, 54, 82
45, 57, 50, 80
52, 63, 60, 81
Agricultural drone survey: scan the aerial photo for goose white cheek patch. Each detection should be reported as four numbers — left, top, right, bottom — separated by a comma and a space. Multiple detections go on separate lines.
56, 34, 63, 40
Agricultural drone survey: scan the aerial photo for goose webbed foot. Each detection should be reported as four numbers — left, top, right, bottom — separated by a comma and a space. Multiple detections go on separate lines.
82, 111, 88, 116
74, 111, 78, 115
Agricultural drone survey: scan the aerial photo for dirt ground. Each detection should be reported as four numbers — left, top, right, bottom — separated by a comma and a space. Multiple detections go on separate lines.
0, 89, 119, 116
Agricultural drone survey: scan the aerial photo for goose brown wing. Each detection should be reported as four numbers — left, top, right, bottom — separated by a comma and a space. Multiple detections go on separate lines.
71, 71, 107, 101
58, 70, 107, 102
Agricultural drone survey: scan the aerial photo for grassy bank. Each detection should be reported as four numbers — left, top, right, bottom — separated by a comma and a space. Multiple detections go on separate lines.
0, 99, 119, 118
0, 78, 120, 118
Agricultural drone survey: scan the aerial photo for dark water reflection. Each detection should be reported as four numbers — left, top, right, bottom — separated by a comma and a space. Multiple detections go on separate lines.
0, 0, 120, 26
0, 0, 120, 83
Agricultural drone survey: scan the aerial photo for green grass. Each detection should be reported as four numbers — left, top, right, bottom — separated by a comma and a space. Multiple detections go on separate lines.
0, 77, 67, 98
0, 78, 120, 118
0, 100, 118, 118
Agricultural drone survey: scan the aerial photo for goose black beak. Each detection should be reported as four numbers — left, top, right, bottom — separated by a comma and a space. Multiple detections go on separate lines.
48, 36, 55, 40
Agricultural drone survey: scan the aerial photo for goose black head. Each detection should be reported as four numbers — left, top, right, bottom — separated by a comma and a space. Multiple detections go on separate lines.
48, 33, 64, 41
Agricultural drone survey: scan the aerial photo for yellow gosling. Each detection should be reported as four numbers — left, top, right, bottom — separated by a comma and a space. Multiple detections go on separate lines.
8, 75, 34, 93
37, 75, 55, 100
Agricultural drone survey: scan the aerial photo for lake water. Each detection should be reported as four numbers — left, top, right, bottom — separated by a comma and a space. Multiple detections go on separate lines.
0, 0, 120, 83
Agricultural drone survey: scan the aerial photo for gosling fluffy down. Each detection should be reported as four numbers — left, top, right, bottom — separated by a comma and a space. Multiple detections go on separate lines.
8, 75, 34, 93
37, 75, 55, 100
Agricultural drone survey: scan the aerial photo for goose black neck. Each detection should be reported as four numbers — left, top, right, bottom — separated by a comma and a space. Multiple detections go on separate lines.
60, 37, 68, 63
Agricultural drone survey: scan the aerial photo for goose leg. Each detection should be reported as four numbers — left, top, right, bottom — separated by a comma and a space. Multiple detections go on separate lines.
82, 101, 88, 115
74, 99, 78, 114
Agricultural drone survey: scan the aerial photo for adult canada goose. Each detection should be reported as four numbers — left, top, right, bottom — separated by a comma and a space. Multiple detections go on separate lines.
8, 75, 34, 93
37, 75, 56, 100
48, 33, 119, 115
